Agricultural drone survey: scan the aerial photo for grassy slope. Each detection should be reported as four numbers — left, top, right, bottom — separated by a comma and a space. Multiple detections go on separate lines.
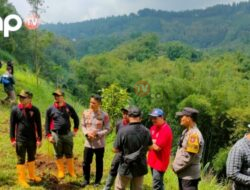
0, 66, 229, 189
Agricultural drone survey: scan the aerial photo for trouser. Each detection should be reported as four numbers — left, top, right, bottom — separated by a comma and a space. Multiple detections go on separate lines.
82, 147, 104, 183
178, 178, 200, 190
52, 131, 74, 159
110, 153, 122, 176
103, 153, 122, 189
3, 90, 15, 102
16, 141, 36, 164
151, 168, 165, 190
115, 174, 144, 190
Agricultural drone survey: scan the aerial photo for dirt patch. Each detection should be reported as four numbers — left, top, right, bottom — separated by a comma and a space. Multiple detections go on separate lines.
35, 154, 83, 189
36, 154, 82, 176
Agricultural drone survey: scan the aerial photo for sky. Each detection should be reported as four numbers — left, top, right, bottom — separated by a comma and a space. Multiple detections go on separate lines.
8, 0, 249, 23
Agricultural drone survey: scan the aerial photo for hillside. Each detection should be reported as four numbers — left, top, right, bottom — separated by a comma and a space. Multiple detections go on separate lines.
0, 62, 230, 189
0, 1, 249, 189
42, 1, 250, 57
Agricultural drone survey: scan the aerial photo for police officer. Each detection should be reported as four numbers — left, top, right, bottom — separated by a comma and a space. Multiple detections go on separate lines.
172, 107, 204, 190
10, 90, 42, 188
45, 89, 79, 179
81, 94, 110, 188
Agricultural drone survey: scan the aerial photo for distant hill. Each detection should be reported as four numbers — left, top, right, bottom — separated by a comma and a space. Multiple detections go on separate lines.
42, 1, 250, 56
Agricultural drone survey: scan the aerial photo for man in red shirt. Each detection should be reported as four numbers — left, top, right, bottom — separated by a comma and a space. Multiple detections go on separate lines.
148, 108, 173, 190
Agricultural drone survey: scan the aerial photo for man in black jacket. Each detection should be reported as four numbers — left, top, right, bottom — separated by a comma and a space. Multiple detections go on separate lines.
45, 89, 79, 179
113, 106, 152, 190
10, 90, 42, 188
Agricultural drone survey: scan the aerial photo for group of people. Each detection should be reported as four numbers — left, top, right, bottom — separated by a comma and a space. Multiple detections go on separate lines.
10, 87, 208, 190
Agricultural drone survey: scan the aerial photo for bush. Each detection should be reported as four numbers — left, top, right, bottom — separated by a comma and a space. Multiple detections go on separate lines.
212, 147, 230, 178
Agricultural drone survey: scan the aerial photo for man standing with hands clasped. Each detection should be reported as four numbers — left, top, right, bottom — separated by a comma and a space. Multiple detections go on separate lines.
148, 108, 173, 190
81, 94, 110, 188
172, 107, 204, 190
45, 89, 79, 179
10, 90, 42, 188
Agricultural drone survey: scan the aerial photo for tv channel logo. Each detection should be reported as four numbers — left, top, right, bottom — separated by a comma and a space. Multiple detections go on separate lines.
0, 13, 40, 38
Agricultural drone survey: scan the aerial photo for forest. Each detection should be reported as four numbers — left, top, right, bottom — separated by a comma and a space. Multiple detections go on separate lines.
0, 0, 250, 188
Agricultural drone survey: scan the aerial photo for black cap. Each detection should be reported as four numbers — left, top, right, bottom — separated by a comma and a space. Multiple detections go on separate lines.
176, 107, 199, 117
121, 106, 130, 112
128, 106, 141, 117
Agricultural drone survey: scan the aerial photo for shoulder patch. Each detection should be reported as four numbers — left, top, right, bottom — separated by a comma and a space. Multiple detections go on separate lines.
185, 133, 199, 153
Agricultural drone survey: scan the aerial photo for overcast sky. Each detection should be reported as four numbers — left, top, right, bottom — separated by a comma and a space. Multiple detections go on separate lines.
8, 0, 249, 23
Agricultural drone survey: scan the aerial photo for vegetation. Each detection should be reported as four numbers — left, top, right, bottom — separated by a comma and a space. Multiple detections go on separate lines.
42, 2, 250, 57
0, 0, 250, 189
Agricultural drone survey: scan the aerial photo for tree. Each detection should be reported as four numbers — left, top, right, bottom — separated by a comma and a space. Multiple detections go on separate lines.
101, 84, 130, 131
26, 0, 46, 85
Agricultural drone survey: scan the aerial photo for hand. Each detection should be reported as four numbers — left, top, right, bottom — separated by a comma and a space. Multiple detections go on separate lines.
73, 130, 77, 137
152, 139, 156, 144
88, 130, 97, 138
37, 141, 42, 148
11, 141, 16, 147
90, 129, 97, 136
48, 136, 55, 144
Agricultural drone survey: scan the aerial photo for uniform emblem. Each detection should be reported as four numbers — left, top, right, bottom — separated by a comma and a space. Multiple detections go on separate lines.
186, 133, 199, 154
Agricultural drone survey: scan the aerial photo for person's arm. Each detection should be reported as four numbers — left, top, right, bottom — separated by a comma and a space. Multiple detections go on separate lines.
34, 107, 42, 142
147, 130, 153, 150
172, 132, 198, 173
113, 130, 122, 153
226, 145, 250, 186
96, 113, 110, 137
81, 111, 88, 135
10, 108, 17, 145
154, 126, 173, 152
172, 150, 196, 173
68, 105, 79, 133
10, 75, 15, 84
45, 108, 52, 137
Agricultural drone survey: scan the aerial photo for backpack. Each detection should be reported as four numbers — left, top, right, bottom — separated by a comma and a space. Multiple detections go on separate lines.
0, 76, 10, 85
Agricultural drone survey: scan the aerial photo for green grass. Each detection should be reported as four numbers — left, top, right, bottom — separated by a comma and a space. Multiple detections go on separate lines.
0, 66, 230, 189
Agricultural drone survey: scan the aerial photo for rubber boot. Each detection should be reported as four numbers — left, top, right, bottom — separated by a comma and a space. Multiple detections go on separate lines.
103, 174, 116, 190
27, 161, 42, 182
55, 159, 65, 179
16, 164, 30, 188
66, 158, 76, 177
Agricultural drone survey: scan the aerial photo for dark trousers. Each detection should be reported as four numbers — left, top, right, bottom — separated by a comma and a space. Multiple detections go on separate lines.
178, 178, 200, 190
109, 153, 122, 176
16, 141, 36, 164
52, 131, 73, 159
151, 168, 165, 190
82, 147, 104, 183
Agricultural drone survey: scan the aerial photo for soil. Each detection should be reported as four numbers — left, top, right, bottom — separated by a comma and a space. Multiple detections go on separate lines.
35, 154, 83, 190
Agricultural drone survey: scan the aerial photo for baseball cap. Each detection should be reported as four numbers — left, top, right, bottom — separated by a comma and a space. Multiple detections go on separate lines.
176, 107, 199, 117
18, 90, 33, 98
128, 106, 141, 117
121, 106, 130, 112
52, 89, 64, 96
149, 108, 164, 117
